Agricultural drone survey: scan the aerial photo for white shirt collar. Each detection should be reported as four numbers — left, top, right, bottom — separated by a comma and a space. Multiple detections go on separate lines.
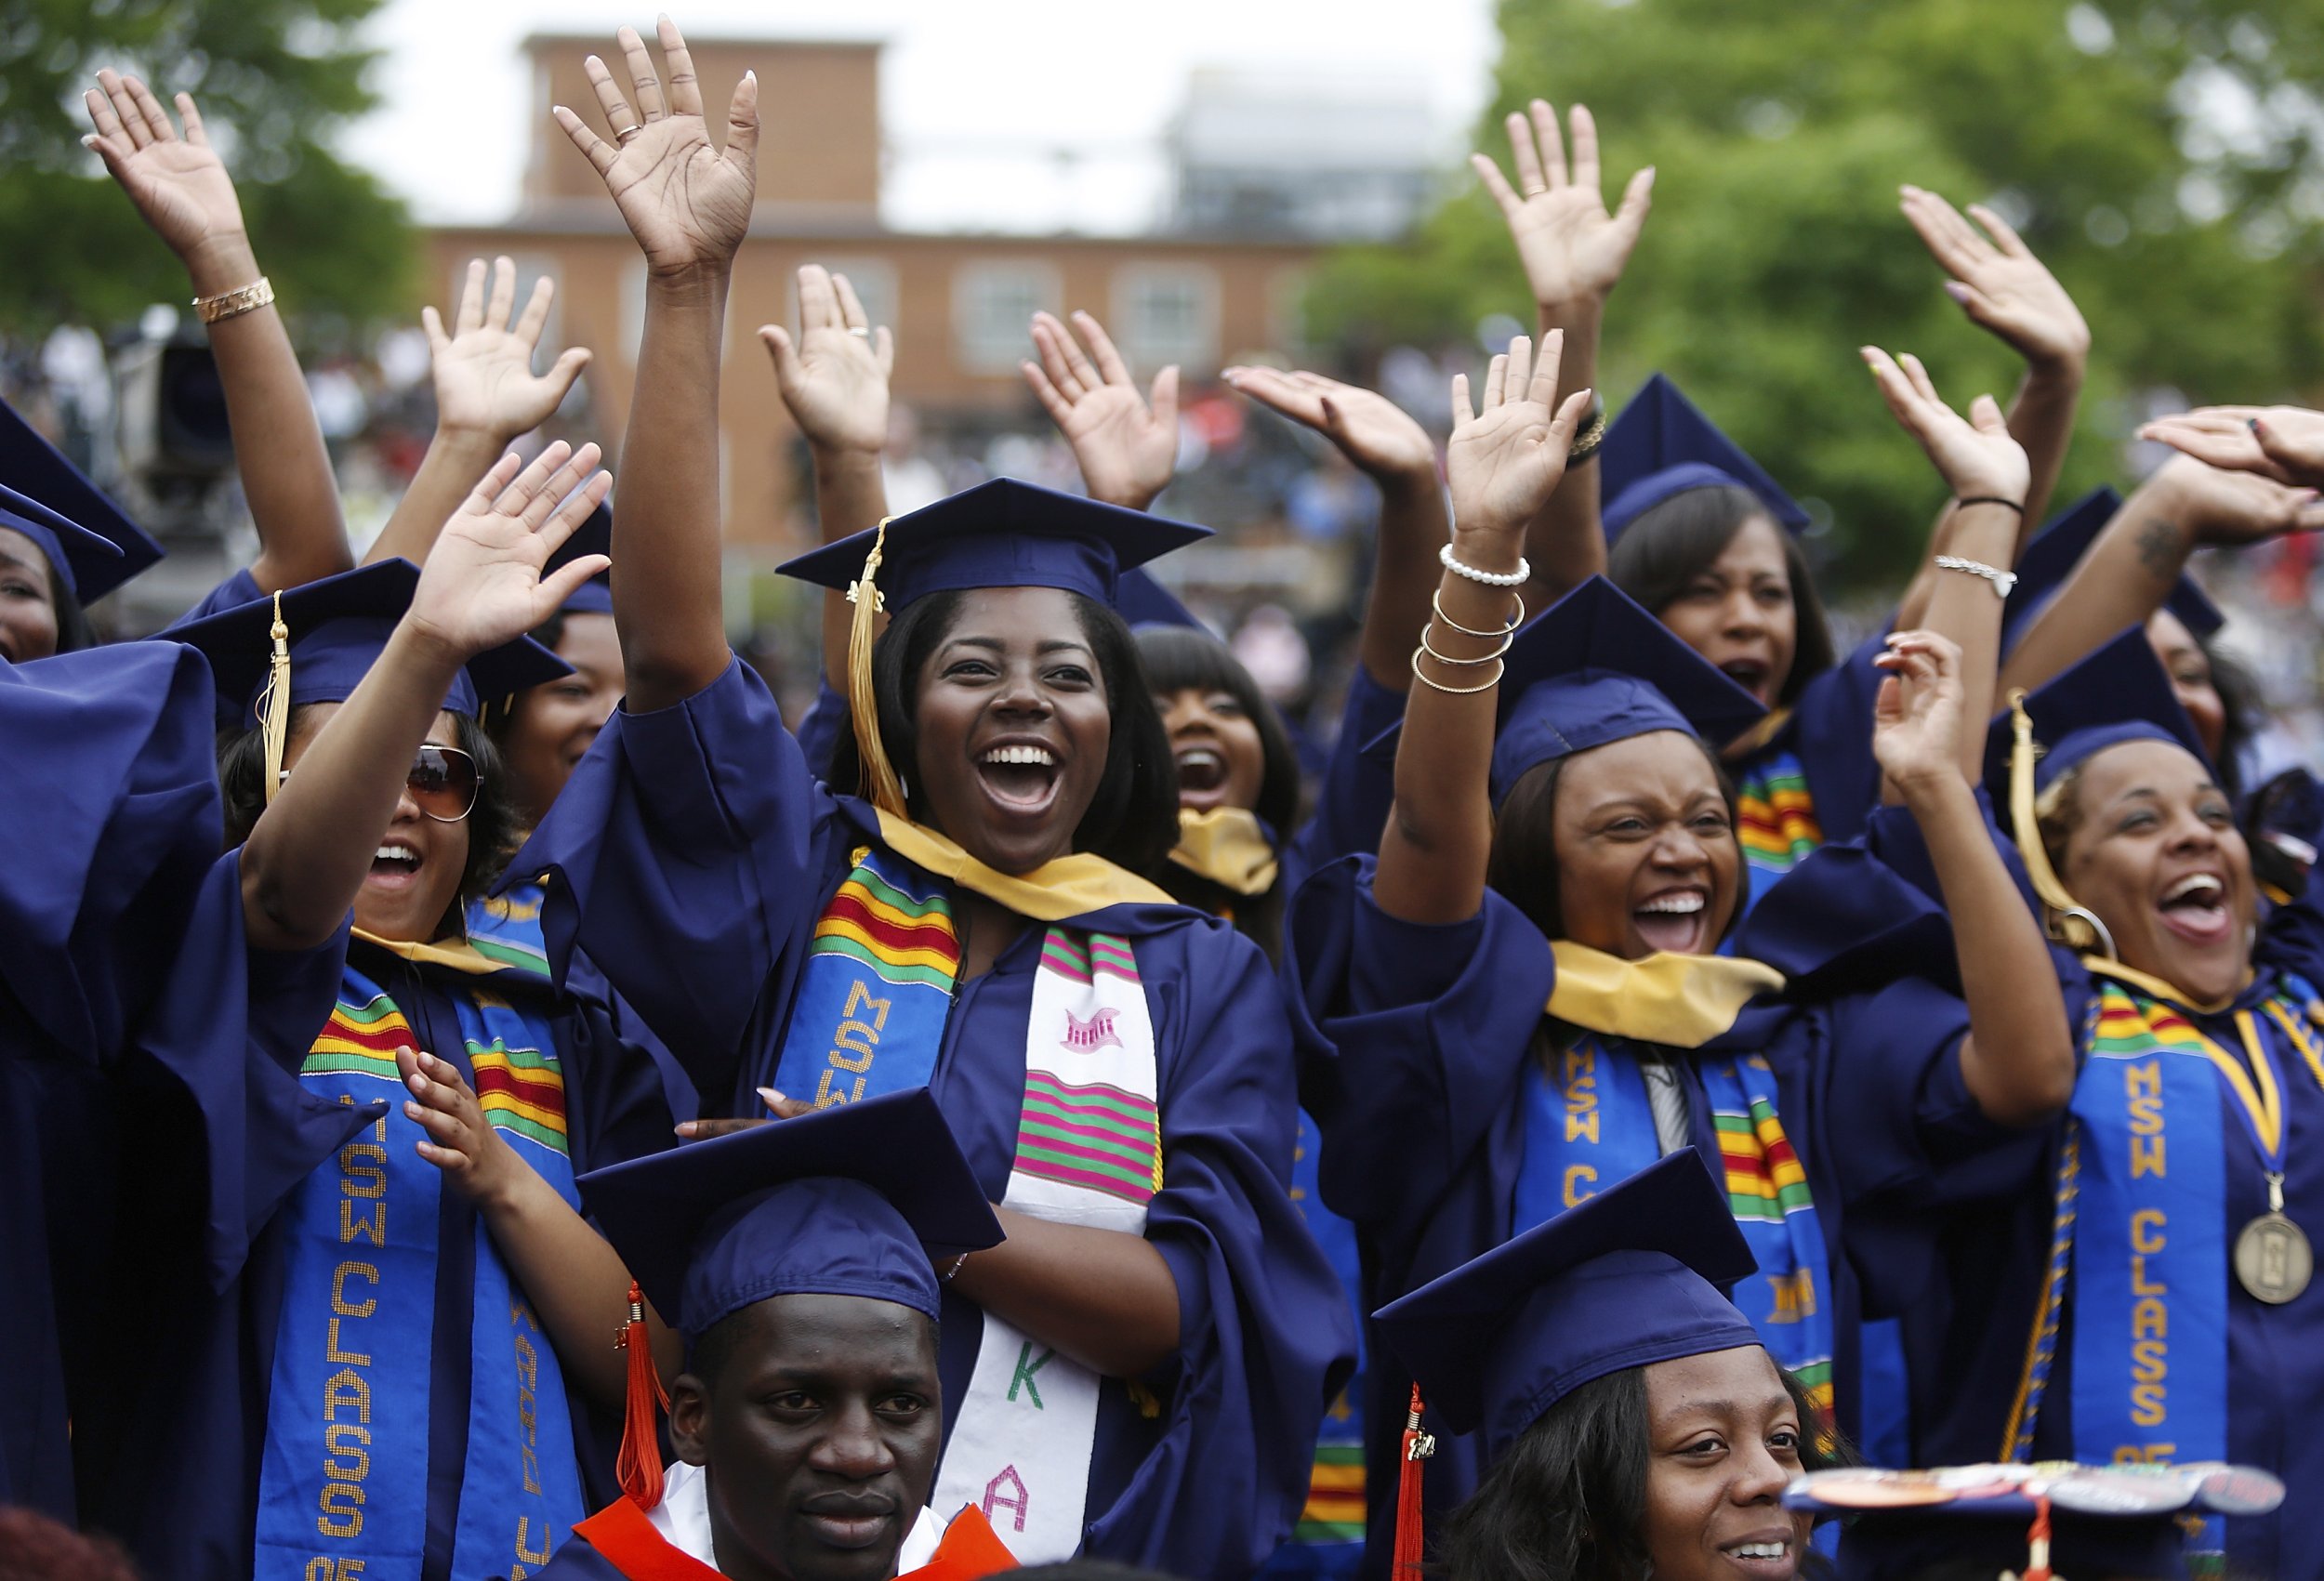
647, 1461, 947, 1572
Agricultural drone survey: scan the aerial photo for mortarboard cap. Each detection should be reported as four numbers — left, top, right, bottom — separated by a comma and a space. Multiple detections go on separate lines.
1373, 1150, 1761, 1463
1984, 625, 2211, 799
2001, 486, 2223, 655
1600, 375, 1811, 543
548, 499, 614, 616
778, 477, 1211, 614
1784, 1461, 2281, 1580
577, 1088, 1005, 1340
0, 397, 165, 601
1116, 567, 1204, 631
166, 559, 572, 729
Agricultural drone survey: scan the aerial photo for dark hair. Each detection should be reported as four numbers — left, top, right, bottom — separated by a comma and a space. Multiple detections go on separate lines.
1441, 1363, 1844, 1581
1605, 486, 1835, 708
2201, 631, 2259, 807
828, 588, 1182, 878
483, 610, 570, 758
1133, 623, 1303, 958
50, 573, 97, 653
218, 704, 521, 939
1486, 741, 1742, 945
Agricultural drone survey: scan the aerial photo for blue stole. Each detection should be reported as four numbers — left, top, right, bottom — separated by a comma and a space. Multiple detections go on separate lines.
1516, 1031, 1836, 1416
255, 959, 586, 1579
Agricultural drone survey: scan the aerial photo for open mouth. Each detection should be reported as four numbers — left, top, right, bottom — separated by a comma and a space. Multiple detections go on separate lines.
1718, 658, 1771, 700
1633, 887, 1710, 955
976, 742, 1063, 817
1719, 1535, 1796, 1578
2157, 871, 2231, 945
367, 842, 423, 889
1174, 744, 1228, 804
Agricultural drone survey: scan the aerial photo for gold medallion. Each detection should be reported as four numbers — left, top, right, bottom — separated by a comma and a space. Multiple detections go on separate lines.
2233, 1212, 2313, 1304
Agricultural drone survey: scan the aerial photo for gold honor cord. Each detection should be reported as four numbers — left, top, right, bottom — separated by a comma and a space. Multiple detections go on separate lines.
2006, 690, 2113, 958
257, 589, 292, 807
845, 518, 909, 817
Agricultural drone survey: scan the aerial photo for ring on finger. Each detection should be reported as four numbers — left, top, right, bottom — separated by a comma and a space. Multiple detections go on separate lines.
615, 121, 645, 143
847, 325, 870, 338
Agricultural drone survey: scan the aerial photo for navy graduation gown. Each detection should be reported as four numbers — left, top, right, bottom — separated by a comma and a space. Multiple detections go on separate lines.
512, 656, 1353, 1578
76, 932, 674, 1581
0, 640, 226, 1522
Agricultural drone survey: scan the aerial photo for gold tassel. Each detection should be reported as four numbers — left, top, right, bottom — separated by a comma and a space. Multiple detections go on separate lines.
846, 519, 908, 816
257, 590, 293, 807
2007, 689, 2112, 957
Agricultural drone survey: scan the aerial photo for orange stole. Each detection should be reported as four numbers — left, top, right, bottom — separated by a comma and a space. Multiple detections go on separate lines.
570, 1500, 1017, 1581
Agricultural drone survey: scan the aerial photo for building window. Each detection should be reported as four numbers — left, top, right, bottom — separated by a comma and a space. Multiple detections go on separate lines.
1110, 265, 1220, 374
791, 258, 900, 340
953, 261, 1060, 375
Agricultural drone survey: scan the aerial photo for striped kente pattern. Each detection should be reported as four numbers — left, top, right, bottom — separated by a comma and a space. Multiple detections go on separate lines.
469, 1040, 569, 1153
810, 858, 959, 990
1736, 761, 1822, 876
1714, 1097, 1812, 1224
1292, 1443, 1366, 1543
306, 992, 419, 1081
1037, 930, 1141, 984
1016, 1069, 1161, 1205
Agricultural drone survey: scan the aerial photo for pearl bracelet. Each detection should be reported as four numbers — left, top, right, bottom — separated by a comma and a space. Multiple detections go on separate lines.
1934, 554, 2017, 599
1440, 543, 1530, 587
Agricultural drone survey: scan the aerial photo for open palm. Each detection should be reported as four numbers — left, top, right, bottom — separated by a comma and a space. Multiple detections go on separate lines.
412, 442, 612, 657
1447, 334, 1591, 534
553, 20, 758, 278
1224, 367, 1434, 481
1901, 186, 2088, 369
2141, 406, 2324, 493
83, 73, 246, 258
1023, 310, 1178, 510
1862, 348, 2029, 504
426, 257, 592, 440
761, 265, 893, 453
1472, 101, 1654, 310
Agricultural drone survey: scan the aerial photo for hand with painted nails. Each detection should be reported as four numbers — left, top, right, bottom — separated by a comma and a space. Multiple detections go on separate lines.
1022, 310, 1180, 511
2140, 405, 2324, 492
398, 1047, 530, 1208
1472, 100, 1655, 313
1861, 347, 2030, 505
1221, 366, 1436, 486
673, 1085, 812, 1140
81, 73, 246, 266
1446, 332, 1595, 538
1900, 186, 2089, 374
427, 257, 594, 443
759, 264, 895, 455
1871, 630, 1966, 798
552, 17, 758, 278
2143, 454, 2324, 547
409, 441, 613, 661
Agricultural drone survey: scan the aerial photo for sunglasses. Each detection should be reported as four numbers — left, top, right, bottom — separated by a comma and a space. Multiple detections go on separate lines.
278, 744, 481, 823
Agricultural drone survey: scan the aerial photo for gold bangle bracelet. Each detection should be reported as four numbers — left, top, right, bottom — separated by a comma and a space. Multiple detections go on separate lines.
1419, 621, 1515, 666
1430, 586, 1525, 639
1410, 645, 1505, 695
193, 276, 274, 324
1567, 409, 1609, 462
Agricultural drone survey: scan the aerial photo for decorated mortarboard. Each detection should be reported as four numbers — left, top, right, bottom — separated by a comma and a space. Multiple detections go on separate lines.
1987, 626, 2213, 958
1373, 1150, 1760, 1465
1785, 1461, 2281, 1580
778, 477, 1211, 815
1116, 567, 1203, 631
0, 396, 165, 601
547, 499, 614, 616
2001, 486, 2224, 654
1599, 374, 1812, 543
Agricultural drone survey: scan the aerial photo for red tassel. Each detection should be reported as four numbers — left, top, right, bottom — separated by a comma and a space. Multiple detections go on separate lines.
615, 1281, 670, 1509
1393, 1383, 1434, 1580
2022, 1493, 2053, 1581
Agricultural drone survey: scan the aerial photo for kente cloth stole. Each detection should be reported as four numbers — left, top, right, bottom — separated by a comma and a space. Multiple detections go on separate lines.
1168, 806, 1280, 898
769, 844, 1161, 1561
1735, 746, 1823, 908
256, 962, 586, 1580
1286, 1107, 1367, 1556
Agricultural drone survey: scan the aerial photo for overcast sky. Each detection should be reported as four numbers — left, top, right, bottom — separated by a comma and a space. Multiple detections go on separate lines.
341, 0, 1501, 231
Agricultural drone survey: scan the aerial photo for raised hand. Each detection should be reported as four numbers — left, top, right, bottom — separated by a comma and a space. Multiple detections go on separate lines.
1862, 348, 2031, 505
1446, 332, 1594, 536
82, 72, 246, 266
1472, 101, 1655, 312
1871, 630, 1965, 797
2140, 406, 2324, 492
1221, 366, 1435, 483
426, 257, 593, 442
2144, 454, 2324, 547
1022, 310, 1179, 511
1900, 186, 2089, 374
759, 265, 894, 455
409, 441, 612, 660
397, 1047, 530, 1206
551, 18, 758, 278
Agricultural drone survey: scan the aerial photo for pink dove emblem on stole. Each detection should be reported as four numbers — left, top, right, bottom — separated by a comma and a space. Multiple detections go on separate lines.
1061, 1007, 1124, 1053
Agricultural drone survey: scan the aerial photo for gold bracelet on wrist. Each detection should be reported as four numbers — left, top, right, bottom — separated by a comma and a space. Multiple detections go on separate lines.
1410, 645, 1506, 695
193, 277, 274, 324
1431, 587, 1525, 639
1566, 407, 1609, 463
1419, 621, 1516, 667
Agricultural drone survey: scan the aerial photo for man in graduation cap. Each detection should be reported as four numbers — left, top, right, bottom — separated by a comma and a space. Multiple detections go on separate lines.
531, 1088, 1016, 1581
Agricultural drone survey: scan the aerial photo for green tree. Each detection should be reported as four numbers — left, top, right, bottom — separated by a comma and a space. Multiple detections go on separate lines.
1310, 0, 2324, 588
0, 0, 414, 336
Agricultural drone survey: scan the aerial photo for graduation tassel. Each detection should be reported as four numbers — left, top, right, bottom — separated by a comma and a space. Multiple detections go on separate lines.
846, 518, 909, 817
2006, 691, 2114, 957
1393, 1383, 1433, 1580
257, 591, 292, 807
2021, 1491, 2054, 1581
614, 1282, 669, 1509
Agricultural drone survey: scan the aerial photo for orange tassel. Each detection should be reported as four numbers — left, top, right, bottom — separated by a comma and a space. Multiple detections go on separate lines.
615, 1282, 670, 1509
2022, 1493, 2053, 1581
1393, 1383, 1434, 1580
